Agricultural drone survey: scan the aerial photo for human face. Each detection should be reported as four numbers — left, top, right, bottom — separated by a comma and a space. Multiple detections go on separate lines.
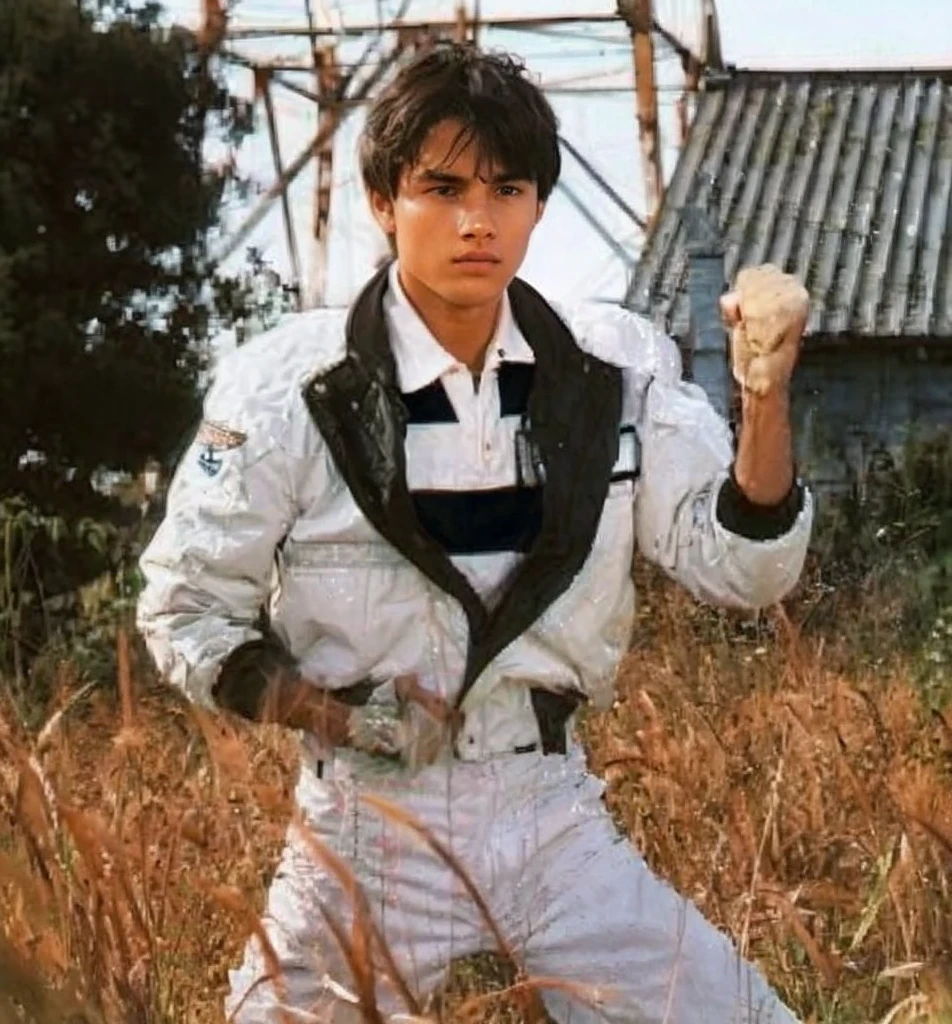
368, 119, 545, 313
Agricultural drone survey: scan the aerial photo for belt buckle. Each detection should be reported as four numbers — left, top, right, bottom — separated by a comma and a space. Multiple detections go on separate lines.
347, 699, 460, 772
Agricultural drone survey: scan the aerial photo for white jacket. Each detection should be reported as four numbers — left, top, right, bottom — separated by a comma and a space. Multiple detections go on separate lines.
137, 291, 813, 759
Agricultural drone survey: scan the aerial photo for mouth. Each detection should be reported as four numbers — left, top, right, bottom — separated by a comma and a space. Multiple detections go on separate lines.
453, 253, 502, 265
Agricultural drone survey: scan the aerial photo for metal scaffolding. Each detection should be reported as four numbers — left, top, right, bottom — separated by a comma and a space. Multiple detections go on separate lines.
193, 0, 723, 307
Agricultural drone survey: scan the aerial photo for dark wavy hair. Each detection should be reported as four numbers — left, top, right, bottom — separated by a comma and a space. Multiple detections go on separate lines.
359, 42, 561, 201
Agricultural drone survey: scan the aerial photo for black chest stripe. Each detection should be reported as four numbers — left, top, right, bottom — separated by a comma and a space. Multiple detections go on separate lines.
401, 380, 458, 424
498, 362, 534, 418
412, 486, 544, 555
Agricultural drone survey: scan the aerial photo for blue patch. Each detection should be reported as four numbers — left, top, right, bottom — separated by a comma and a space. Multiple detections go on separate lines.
198, 446, 224, 477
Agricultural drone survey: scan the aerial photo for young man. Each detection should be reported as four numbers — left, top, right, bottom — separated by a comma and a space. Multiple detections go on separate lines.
138, 43, 812, 1024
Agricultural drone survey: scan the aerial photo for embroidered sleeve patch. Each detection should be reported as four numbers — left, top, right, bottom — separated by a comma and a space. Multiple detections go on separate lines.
195, 421, 248, 450
194, 421, 247, 478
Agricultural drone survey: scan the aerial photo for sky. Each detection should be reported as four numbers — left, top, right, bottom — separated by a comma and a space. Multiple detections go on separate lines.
162, 0, 952, 312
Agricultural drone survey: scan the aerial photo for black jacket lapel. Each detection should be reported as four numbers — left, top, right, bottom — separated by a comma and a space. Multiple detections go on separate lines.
461, 279, 623, 704
301, 265, 489, 639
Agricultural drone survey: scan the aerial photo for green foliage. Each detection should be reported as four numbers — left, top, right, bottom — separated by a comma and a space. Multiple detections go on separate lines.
0, 495, 140, 719
801, 431, 952, 690
811, 434, 952, 608
921, 603, 952, 703
0, 0, 252, 494
215, 246, 301, 346
632, 432, 952, 695
0, 0, 303, 714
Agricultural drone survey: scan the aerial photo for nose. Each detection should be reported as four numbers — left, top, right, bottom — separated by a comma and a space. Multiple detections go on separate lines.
458, 197, 497, 241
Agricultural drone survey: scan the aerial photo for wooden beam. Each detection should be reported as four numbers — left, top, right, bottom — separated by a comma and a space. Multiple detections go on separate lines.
197, 0, 227, 52
677, 0, 722, 147
455, 4, 468, 43
701, 0, 725, 70
223, 12, 622, 40
303, 0, 336, 308
217, 9, 703, 73
619, 0, 664, 221
259, 70, 304, 307
219, 51, 642, 99
307, 44, 341, 308
650, 16, 701, 68
677, 55, 702, 147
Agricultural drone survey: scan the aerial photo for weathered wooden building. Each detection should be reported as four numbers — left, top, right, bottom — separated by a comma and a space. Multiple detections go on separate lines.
625, 68, 952, 492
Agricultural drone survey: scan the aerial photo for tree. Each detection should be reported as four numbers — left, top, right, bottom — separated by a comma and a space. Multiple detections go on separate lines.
0, 0, 251, 501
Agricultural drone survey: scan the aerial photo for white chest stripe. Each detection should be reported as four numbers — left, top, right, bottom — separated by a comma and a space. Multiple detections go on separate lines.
612, 425, 640, 481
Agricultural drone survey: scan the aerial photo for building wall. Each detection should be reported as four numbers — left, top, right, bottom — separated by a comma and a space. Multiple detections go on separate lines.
670, 246, 952, 497
790, 341, 952, 494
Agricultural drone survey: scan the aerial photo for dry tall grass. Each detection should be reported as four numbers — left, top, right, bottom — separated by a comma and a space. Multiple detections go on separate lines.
1, 560, 952, 1023
582, 565, 952, 1024
0, 637, 557, 1023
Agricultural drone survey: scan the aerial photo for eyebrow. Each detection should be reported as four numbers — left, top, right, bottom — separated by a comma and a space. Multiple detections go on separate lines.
415, 169, 528, 186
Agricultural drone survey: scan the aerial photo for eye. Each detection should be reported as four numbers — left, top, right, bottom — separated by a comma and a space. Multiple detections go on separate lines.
429, 185, 458, 197
497, 184, 523, 197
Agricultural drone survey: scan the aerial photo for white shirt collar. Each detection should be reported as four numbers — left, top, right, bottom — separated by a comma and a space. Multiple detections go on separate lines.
383, 262, 534, 394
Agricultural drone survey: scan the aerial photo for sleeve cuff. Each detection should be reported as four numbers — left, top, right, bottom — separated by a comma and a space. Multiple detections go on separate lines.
212, 638, 299, 720
715, 468, 805, 542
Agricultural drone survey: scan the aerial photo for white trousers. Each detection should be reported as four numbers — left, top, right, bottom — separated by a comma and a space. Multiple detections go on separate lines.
225, 747, 798, 1024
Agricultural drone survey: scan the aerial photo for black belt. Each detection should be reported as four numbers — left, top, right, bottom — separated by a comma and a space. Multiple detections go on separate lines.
329, 681, 582, 758
527, 687, 581, 755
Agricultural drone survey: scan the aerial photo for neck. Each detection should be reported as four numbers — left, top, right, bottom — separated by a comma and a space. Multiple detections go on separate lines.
398, 268, 502, 372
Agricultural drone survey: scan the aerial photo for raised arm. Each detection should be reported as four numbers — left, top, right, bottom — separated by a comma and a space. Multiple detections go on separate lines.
634, 265, 813, 609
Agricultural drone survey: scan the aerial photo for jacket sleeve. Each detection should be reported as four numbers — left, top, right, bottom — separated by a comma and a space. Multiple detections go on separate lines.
136, 353, 298, 710
568, 300, 813, 611
630, 321, 814, 611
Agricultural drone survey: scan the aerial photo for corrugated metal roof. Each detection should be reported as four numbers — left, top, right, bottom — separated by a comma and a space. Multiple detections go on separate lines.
626, 69, 952, 340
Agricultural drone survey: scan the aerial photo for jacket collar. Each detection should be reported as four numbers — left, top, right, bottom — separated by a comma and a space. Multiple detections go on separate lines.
384, 262, 534, 394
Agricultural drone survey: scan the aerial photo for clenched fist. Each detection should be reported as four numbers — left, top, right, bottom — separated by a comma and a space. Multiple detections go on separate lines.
720, 264, 809, 397
346, 674, 461, 770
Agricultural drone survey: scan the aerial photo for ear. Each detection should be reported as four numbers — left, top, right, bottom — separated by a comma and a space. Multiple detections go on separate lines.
534, 200, 546, 226
368, 189, 396, 235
